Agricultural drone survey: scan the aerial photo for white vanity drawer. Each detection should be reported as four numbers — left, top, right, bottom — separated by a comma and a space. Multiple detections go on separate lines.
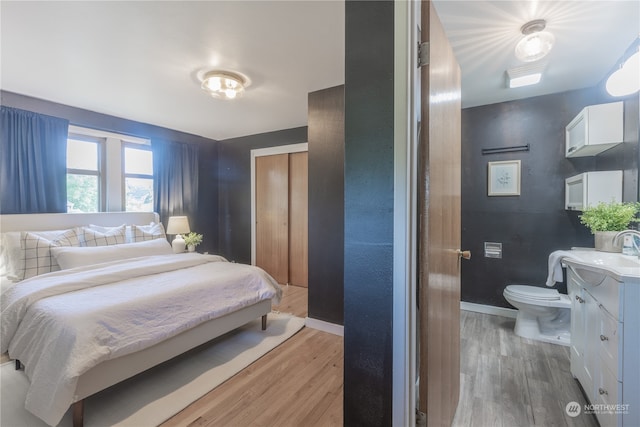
585, 275, 621, 320
595, 362, 622, 427
597, 306, 620, 379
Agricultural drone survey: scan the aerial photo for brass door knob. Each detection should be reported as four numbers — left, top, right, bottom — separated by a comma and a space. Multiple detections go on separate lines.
457, 250, 471, 260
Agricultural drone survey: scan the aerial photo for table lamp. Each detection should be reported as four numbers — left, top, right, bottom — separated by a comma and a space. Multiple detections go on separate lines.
166, 216, 190, 253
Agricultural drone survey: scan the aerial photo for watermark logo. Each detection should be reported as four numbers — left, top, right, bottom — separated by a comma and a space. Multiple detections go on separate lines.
565, 401, 581, 417
565, 401, 631, 417
584, 403, 630, 415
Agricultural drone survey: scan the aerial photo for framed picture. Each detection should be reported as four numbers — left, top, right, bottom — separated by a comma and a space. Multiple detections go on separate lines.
488, 160, 521, 196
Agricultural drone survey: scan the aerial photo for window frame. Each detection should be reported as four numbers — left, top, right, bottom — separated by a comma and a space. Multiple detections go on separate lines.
66, 134, 106, 212
121, 142, 154, 212
66, 125, 152, 213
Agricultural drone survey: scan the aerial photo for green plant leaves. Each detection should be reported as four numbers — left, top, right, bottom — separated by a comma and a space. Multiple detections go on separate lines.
579, 202, 640, 234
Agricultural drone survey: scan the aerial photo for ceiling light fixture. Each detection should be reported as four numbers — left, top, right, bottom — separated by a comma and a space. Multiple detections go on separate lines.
606, 47, 640, 97
515, 19, 555, 63
506, 63, 546, 89
200, 70, 250, 100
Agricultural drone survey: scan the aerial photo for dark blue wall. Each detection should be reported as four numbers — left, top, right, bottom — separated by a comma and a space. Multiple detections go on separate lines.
217, 127, 308, 264
461, 87, 639, 308
0, 90, 220, 253
344, 1, 395, 425
308, 86, 345, 326
0, 91, 213, 146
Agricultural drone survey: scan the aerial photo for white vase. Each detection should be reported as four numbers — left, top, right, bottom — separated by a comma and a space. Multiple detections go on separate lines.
594, 231, 621, 253
188, 244, 195, 252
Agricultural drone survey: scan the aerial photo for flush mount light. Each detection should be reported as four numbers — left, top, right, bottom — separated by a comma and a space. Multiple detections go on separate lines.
515, 19, 555, 63
200, 70, 251, 100
606, 47, 640, 97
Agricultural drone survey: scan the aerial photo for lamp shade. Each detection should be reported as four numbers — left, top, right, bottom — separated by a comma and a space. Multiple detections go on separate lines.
166, 216, 191, 235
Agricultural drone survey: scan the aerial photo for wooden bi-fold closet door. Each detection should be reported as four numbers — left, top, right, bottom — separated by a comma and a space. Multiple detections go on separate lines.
255, 151, 308, 287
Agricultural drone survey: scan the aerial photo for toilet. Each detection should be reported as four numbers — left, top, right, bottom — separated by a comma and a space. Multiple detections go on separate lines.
503, 285, 571, 346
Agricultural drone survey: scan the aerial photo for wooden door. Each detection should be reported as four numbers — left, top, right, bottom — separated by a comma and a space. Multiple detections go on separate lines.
255, 154, 289, 284
418, 1, 462, 426
288, 152, 308, 287
255, 151, 308, 287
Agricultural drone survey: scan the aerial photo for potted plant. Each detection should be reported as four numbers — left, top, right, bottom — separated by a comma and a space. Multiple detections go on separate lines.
579, 201, 639, 252
183, 232, 203, 252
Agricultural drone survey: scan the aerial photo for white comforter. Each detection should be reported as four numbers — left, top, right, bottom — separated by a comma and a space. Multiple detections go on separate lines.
0, 253, 282, 426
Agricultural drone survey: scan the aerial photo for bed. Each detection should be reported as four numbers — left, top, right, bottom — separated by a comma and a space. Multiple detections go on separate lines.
0, 212, 282, 427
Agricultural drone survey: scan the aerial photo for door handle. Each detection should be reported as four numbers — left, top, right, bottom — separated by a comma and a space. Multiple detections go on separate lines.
456, 250, 471, 260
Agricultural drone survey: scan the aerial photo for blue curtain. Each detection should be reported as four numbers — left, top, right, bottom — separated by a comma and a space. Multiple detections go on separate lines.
152, 139, 199, 226
0, 106, 69, 214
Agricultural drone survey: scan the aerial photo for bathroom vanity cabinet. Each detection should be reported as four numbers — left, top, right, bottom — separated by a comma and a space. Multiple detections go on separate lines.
566, 253, 640, 427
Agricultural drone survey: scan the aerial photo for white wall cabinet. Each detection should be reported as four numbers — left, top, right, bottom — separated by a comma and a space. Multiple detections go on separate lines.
565, 101, 623, 158
567, 265, 639, 427
565, 170, 622, 211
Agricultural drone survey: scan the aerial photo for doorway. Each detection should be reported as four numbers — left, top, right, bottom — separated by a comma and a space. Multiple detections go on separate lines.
251, 143, 309, 288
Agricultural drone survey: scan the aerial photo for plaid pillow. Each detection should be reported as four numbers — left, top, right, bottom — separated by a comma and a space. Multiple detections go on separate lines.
131, 223, 166, 242
80, 225, 126, 247
20, 229, 80, 280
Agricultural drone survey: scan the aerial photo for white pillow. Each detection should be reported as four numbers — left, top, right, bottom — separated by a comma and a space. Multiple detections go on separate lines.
2, 229, 79, 279
88, 224, 134, 243
51, 238, 173, 269
131, 222, 166, 242
79, 225, 126, 247
20, 229, 81, 280
1, 231, 22, 279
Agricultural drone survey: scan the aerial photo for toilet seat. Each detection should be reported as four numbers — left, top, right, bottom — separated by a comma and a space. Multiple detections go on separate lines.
503, 284, 571, 346
505, 285, 560, 300
504, 285, 571, 309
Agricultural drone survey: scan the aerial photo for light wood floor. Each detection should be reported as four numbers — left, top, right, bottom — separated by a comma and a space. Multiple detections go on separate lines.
161, 284, 345, 427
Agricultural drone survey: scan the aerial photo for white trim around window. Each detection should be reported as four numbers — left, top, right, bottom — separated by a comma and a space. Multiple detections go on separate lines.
67, 126, 151, 212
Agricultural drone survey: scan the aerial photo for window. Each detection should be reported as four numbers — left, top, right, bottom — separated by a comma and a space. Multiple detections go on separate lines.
66, 126, 152, 212
66, 138, 103, 212
123, 145, 154, 212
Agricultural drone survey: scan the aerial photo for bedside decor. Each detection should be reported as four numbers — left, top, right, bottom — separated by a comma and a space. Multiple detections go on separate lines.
166, 216, 191, 253
183, 232, 203, 252
579, 201, 640, 252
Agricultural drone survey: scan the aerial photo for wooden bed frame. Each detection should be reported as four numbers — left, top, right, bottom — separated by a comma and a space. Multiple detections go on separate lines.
1, 212, 272, 427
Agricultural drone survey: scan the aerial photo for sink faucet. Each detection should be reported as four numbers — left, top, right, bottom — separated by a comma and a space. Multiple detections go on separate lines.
613, 230, 640, 257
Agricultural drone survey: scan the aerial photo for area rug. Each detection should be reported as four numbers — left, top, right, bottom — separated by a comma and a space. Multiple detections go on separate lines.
0, 312, 305, 427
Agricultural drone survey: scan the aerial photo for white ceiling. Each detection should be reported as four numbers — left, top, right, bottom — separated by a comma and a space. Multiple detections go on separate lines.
433, 0, 640, 108
1, 1, 345, 141
1, 1, 638, 141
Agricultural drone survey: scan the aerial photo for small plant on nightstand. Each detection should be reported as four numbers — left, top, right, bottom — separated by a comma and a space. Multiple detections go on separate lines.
183, 232, 203, 252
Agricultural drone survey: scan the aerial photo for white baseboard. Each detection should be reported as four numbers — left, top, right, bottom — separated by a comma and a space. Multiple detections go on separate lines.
305, 317, 344, 336
460, 301, 517, 319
